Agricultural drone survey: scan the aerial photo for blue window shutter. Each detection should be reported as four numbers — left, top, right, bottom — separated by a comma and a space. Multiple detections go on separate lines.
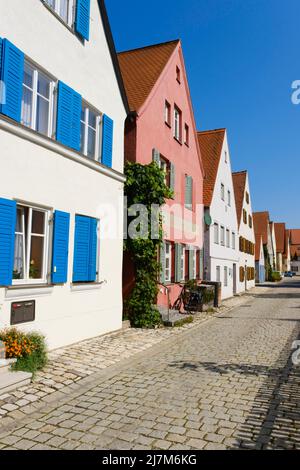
0, 37, 3, 79
88, 218, 98, 282
0, 198, 16, 286
75, 0, 91, 41
101, 114, 114, 168
56, 81, 82, 151
0, 39, 24, 122
52, 211, 70, 284
73, 215, 90, 282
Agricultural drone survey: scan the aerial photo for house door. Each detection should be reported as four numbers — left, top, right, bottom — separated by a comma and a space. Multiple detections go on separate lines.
233, 264, 237, 295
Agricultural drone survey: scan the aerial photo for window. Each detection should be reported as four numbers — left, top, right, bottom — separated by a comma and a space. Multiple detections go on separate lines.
13, 205, 49, 284
225, 151, 228, 163
174, 106, 182, 142
232, 232, 236, 250
221, 183, 225, 201
192, 249, 197, 279
80, 103, 101, 160
185, 176, 193, 210
220, 226, 225, 246
224, 267, 228, 287
160, 156, 171, 187
184, 124, 189, 146
165, 101, 171, 126
227, 190, 231, 206
226, 229, 230, 248
249, 215, 253, 228
243, 209, 247, 224
44, 0, 75, 27
165, 242, 172, 283
214, 223, 219, 244
176, 66, 181, 83
216, 266, 221, 282
246, 192, 250, 204
21, 61, 55, 137
180, 245, 185, 281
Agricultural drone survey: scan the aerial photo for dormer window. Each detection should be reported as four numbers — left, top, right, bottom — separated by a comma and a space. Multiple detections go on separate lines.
176, 66, 181, 83
44, 0, 75, 27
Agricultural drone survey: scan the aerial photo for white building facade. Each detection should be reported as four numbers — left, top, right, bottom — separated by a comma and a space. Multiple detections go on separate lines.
0, 0, 128, 349
199, 129, 239, 300
232, 171, 255, 293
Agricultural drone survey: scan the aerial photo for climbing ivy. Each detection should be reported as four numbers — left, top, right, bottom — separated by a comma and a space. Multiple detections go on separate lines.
124, 162, 173, 328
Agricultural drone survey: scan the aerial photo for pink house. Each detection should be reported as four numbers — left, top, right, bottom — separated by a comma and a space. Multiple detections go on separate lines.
118, 40, 205, 311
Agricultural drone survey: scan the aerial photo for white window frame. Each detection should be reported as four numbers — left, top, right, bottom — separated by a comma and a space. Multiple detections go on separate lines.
21, 61, 56, 138
13, 204, 50, 286
43, 0, 75, 27
180, 245, 185, 281
226, 229, 230, 248
165, 100, 171, 126
224, 266, 228, 287
220, 226, 225, 246
232, 232, 236, 250
81, 102, 102, 161
216, 266, 221, 282
225, 150, 228, 163
221, 183, 225, 201
165, 242, 172, 283
227, 190, 231, 206
174, 106, 182, 141
214, 223, 219, 244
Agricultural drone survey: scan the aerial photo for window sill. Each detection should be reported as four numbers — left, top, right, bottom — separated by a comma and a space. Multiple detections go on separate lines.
165, 121, 172, 129
174, 137, 183, 146
5, 285, 54, 299
71, 281, 107, 292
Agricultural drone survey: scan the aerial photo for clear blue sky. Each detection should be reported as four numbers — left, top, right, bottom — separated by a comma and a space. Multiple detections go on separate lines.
106, 0, 300, 228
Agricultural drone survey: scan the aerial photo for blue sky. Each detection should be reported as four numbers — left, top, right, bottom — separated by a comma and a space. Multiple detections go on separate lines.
107, 0, 300, 228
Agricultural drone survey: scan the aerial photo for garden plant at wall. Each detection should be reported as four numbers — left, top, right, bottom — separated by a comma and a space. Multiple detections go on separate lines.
124, 162, 173, 328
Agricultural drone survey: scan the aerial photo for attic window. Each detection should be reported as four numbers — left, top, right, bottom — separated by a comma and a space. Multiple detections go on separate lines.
176, 66, 181, 83
225, 151, 228, 163
246, 192, 250, 204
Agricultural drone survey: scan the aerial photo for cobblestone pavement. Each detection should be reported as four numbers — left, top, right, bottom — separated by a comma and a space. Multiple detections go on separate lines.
0, 279, 299, 450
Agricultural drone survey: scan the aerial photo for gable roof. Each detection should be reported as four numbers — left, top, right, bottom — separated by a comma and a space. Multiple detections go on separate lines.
97, 0, 129, 114
232, 171, 247, 227
253, 211, 270, 245
197, 129, 226, 207
290, 229, 300, 245
274, 223, 286, 253
117, 40, 179, 112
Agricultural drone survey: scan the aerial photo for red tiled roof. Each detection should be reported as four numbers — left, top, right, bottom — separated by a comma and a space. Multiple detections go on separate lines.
274, 223, 286, 254
232, 171, 247, 228
253, 212, 270, 246
117, 40, 179, 112
290, 229, 300, 245
197, 129, 226, 207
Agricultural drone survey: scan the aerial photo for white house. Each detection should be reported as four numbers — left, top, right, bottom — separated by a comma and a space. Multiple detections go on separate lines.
255, 234, 265, 284
232, 171, 255, 293
198, 129, 239, 300
0, 0, 128, 350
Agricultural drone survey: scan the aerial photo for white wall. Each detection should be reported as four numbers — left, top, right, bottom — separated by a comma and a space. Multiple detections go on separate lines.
205, 133, 239, 300
237, 173, 255, 293
0, 0, 126, 349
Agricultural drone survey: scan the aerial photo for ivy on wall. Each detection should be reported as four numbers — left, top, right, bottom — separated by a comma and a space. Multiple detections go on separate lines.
124, 162, 173, 328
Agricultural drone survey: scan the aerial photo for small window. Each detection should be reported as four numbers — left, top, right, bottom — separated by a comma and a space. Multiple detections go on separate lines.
220, 226, 225, 246
185, 175, 193, 210
80, 103, 101, 160
216, 266, 221, 282
227, 190, 231, 206
226, 229, 230, 248
214, 223, 219, 244
246, 192, 250, 204
225, 151, 228, 163
249, 215, 253, 228
43, 0, 75, 27
243, 209, 247, 224
160, 156, 171, 188
180, 245, 185, 281
184, 124, 189, 146
224, 266, 228, 287
21, 61, 55, 138
232, 232, 235, 250
176, 66, 181, 83
13, 204, 49, 284
221, 183, 225, 201
174, 106, 182, 142
165, 242, 172, 283
165, 101, 171, 126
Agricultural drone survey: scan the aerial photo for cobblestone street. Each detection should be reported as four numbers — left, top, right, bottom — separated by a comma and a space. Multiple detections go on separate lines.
0, 279, 300, 450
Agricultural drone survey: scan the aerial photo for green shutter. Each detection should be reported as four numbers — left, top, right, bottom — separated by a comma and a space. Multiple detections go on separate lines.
170, 162, 175, 193
160, 242, 166, 284
175, 243, 182, 282
152, 148, 161, 166
189, 247, 194, 280
185, 176, 193, 209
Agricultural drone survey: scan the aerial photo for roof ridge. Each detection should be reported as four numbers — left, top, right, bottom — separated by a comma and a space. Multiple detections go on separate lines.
118, 39, 180, 55
197, 128, 226, 136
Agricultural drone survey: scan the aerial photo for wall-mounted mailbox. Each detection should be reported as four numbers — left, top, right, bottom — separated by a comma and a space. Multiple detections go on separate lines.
11, 301, 35, 326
